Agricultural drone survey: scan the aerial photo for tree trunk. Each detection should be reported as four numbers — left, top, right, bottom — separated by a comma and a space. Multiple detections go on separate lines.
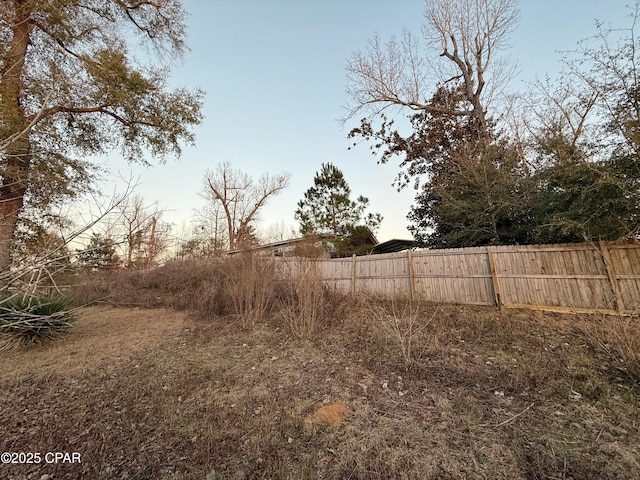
0, 1, 33, 272
146, 216, 157, 268
0, 177, 26, 272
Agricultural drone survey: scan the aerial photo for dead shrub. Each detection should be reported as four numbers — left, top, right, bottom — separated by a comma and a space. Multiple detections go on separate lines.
146, 259, 226, 316
67, 259, 227, 316
69, 256, 352, 330
277, 260, 330, 338
582, 313, 640, 384
68, 256, 283, 325
369, 299, 436, 370
219, 253, 277, 328
66, 270, 120, 306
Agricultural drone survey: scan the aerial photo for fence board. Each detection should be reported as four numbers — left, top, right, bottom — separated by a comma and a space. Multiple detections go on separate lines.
275, 240, 639, 314
607, 242, 640, 312
410, 247, 494, 305
488, 243, 616, 311
352, 252, 412, 297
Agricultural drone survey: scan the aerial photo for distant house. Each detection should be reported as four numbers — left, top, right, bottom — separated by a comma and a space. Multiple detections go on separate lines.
228, 228, 380, 258
227, 234, 332, 258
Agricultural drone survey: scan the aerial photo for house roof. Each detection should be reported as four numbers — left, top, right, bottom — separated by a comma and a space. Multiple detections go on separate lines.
227, 228, 380, 256
227, 234, 333, 255
371, 239, 416, 255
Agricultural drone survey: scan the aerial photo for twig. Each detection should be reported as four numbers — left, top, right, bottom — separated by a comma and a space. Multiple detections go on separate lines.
491, 402, 534, 428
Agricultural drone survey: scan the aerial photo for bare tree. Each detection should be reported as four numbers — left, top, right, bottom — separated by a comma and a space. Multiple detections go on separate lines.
344, 0, 519, 139
565, 3, 640, 157
0, 183, 137, 299
107, 195, 170, 268
192, 195, 228, 256
261, 220, 297, 244
522, 77, 599, 153
203, 163, 290, 251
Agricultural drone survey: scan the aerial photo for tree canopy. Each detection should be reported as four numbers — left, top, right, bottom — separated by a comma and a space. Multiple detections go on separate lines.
76, 233, 121, 271
347, 0, 640, 248
0, 0, 204, 270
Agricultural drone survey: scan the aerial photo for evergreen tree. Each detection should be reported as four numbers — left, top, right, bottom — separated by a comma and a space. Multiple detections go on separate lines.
295, 163, 382, 238
76, 234, 120, 271
527, 132, 640, 243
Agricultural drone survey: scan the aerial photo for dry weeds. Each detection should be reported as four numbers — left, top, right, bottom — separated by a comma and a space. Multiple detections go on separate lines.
277, 260, 334, 339
369, 300, 436, 370
580, 313, 640, 384
1, 302, 639, 479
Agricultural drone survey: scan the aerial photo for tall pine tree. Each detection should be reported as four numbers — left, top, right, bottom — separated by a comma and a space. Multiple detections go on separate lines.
295, 163, 382, 238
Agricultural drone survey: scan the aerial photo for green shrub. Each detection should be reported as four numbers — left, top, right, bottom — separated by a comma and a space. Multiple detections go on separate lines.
0, 294, 76, 349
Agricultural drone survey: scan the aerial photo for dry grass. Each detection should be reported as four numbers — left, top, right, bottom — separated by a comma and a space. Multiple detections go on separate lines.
580, 313, 640, 384
68, 258, 227, 314
1, 299, 639, 480
276, 260, 338, 339
368, 299, 436, 370
220, 253, 277, 328
1, 307, 185, 379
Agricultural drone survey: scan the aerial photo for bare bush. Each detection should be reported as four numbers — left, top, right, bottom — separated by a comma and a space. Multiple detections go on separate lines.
582, 313, 640, 384
277, 260, 328, 338
219, 254, 277, 328
68, 258, 227, 316
69, 255, 350, 332
369, 300, 436, 370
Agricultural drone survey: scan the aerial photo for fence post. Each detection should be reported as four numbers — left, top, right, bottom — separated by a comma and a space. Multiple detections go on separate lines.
487, 247, 503, 309
351, 254, 357, 296
407, 250, 416, 300
599, 240, 624, 313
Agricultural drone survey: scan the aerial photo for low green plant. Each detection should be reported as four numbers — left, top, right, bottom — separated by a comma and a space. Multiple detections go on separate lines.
0, 293, 76, 349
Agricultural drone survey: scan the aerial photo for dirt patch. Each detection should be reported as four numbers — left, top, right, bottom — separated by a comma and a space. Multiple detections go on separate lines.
0, 306, 185, 379
305, 402, 349, 428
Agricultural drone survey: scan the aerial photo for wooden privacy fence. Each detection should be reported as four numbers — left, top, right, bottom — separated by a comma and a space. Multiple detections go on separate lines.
281, 241, 640, 315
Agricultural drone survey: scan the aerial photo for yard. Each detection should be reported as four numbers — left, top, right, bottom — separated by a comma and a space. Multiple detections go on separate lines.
1, 295, 639, 479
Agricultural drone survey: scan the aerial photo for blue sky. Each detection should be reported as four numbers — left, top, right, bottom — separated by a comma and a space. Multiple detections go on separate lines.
98, 0, 633, 243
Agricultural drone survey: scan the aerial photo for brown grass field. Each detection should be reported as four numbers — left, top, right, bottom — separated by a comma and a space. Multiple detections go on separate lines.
2, 304, 639, 480
1, 261, 639, 479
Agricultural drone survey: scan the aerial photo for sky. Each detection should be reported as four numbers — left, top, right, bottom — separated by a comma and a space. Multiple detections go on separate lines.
96, 0, 634, 244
